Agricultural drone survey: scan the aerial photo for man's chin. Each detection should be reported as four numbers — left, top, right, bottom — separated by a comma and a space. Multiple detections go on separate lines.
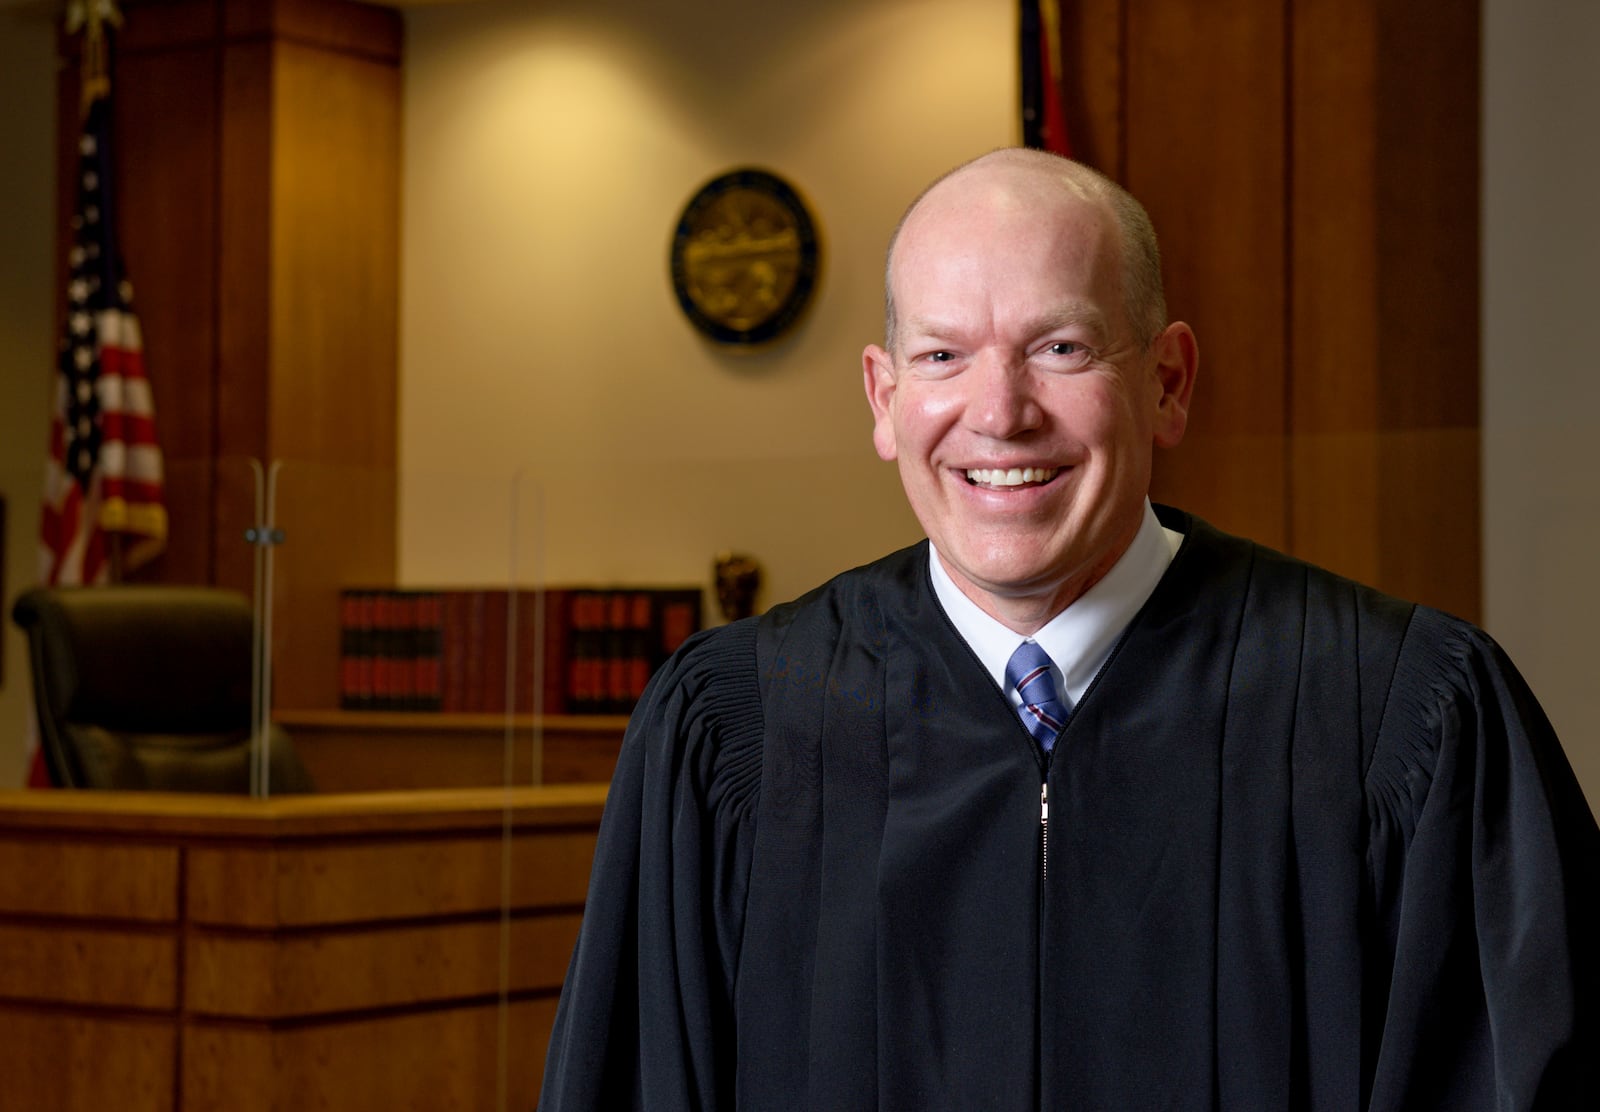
936, 547, 1072, 602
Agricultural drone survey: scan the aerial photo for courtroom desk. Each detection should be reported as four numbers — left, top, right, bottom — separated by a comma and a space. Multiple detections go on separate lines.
274, 710, 630, 791
0, 784, 607, 1112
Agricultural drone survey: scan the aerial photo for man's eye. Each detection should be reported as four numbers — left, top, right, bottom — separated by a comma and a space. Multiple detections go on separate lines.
1047, 342, 1082, 356
926, 351, 955, 363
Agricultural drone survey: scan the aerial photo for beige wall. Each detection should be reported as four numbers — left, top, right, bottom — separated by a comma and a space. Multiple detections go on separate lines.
1482, 0, 1600, 807
0, 0, 1595, 810
396, 0, 1010, 606
0, 5, 56, 786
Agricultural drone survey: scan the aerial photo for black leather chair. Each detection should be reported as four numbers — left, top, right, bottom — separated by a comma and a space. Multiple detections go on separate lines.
12, 585, 313, 793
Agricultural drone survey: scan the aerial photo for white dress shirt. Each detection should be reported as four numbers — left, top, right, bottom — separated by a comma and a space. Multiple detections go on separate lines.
928, 500, 1183, 710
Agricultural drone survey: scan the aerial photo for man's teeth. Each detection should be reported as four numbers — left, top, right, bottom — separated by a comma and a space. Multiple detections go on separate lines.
966, 467, 1059, 487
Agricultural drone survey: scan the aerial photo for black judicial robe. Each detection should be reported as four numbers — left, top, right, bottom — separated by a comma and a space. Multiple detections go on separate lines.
539, 509, 1599, 1110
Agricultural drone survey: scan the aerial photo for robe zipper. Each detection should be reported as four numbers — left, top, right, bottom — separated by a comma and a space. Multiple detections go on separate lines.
1040, 781, 1049, 883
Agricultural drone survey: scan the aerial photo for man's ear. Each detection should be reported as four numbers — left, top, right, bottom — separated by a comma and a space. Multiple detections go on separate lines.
863, 344, 900, 461
1150, 322, 1199, 449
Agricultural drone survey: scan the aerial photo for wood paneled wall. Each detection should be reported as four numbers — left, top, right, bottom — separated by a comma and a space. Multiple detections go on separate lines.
1058, 0, 1481, 621
57, 0, 401, 707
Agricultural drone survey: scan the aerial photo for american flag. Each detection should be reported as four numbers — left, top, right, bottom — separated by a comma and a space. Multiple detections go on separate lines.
1021, 0, 1072, 158
40, 87, 166, 587
29, 22, 166, 786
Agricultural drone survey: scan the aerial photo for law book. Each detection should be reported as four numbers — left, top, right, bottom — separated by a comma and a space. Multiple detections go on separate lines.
337, 584, 704, 716
415, 591, 444, 711
441, 590, 470, 713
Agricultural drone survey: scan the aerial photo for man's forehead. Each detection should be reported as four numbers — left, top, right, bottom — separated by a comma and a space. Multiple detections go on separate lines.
917, 153, 1101, 216
896, 165, 1112, 261
891, 187, 1116, 290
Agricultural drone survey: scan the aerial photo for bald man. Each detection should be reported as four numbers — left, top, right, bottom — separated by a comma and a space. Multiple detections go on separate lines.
540, 151, 1597, 1111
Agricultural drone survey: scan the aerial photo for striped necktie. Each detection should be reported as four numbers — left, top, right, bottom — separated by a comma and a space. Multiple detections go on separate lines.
1006, 640, 1068, 753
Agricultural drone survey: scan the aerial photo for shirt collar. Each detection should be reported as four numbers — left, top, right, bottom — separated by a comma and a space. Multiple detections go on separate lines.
928, 500, 1181, 705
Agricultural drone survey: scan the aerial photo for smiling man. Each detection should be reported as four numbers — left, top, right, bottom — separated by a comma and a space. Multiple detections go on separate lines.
540, 150, 1598, 1111
863, 149, 1195, 635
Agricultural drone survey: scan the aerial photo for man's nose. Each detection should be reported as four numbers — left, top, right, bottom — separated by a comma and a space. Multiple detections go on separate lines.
965, 353, 1042, 439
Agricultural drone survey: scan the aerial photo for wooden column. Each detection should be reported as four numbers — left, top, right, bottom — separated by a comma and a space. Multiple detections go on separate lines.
58, 0, 401, 706
1055, 0, 1480, 620
1289, 0, 1480, 620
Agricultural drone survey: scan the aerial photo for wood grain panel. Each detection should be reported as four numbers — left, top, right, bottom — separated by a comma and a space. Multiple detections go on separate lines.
1288, 0, 1381, 583
543, 730, 624, 786
1373, 0, 1478, 436
268, 39, 399, 471
185, 829, 597, 927
185, 912, 581, 1018
1126, 0, 1289, 549
265, 33, 400, 712
73, 14, 226, 587
276, 711, 627, 791
0, 788, 599, 1109
0, 924, 177, 1009
1058, 0, 1125, 176
0, 785, 607, 839
267, 463, 398, 712
182, 996, 561, 1112
213, 34, 273, 604
0, 1010, 175, 1112
1377, 427, 1480, 621
1290, 0, 1480, 619
291, 724, 541, 790
116, 0, 218, 51
224, 0, 404, 60
0, 839, 178, 920
1371, 0, 1479, 621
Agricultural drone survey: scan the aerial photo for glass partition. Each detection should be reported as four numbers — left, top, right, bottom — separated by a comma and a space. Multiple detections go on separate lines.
2, 441, 926, 1106
264, 459, 544, 795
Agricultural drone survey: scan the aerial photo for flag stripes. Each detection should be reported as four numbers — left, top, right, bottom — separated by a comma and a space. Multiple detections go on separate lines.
39, 92, 166, 588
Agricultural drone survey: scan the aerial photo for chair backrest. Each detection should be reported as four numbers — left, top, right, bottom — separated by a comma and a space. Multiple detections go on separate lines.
11, 585, 313, 793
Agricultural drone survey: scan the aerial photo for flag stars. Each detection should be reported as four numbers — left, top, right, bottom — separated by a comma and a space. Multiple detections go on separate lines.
46, 92, 168, 583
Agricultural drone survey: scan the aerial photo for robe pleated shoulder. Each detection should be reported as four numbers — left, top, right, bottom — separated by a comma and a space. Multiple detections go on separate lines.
538, 618, 764, 1110
538, 509, 1599, 1111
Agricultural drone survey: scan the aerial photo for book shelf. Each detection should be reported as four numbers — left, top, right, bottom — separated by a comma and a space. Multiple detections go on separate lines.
275, 710, 629, 792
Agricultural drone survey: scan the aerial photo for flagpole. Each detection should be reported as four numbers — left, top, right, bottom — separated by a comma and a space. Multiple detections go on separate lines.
66, 0, 122, 118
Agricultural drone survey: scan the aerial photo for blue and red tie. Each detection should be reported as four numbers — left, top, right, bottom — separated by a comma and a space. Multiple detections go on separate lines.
1006, 640, 1069, 753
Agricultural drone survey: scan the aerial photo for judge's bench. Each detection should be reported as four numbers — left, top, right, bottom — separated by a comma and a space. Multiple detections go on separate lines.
0, 784, 607, 1111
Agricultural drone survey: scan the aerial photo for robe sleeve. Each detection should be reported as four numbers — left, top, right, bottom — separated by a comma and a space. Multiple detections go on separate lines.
1364, 606, 1600, 1110
539, 619, 764, 1111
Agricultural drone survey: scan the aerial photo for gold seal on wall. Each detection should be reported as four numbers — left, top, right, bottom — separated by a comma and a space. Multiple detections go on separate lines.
670, 168, 820, 347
